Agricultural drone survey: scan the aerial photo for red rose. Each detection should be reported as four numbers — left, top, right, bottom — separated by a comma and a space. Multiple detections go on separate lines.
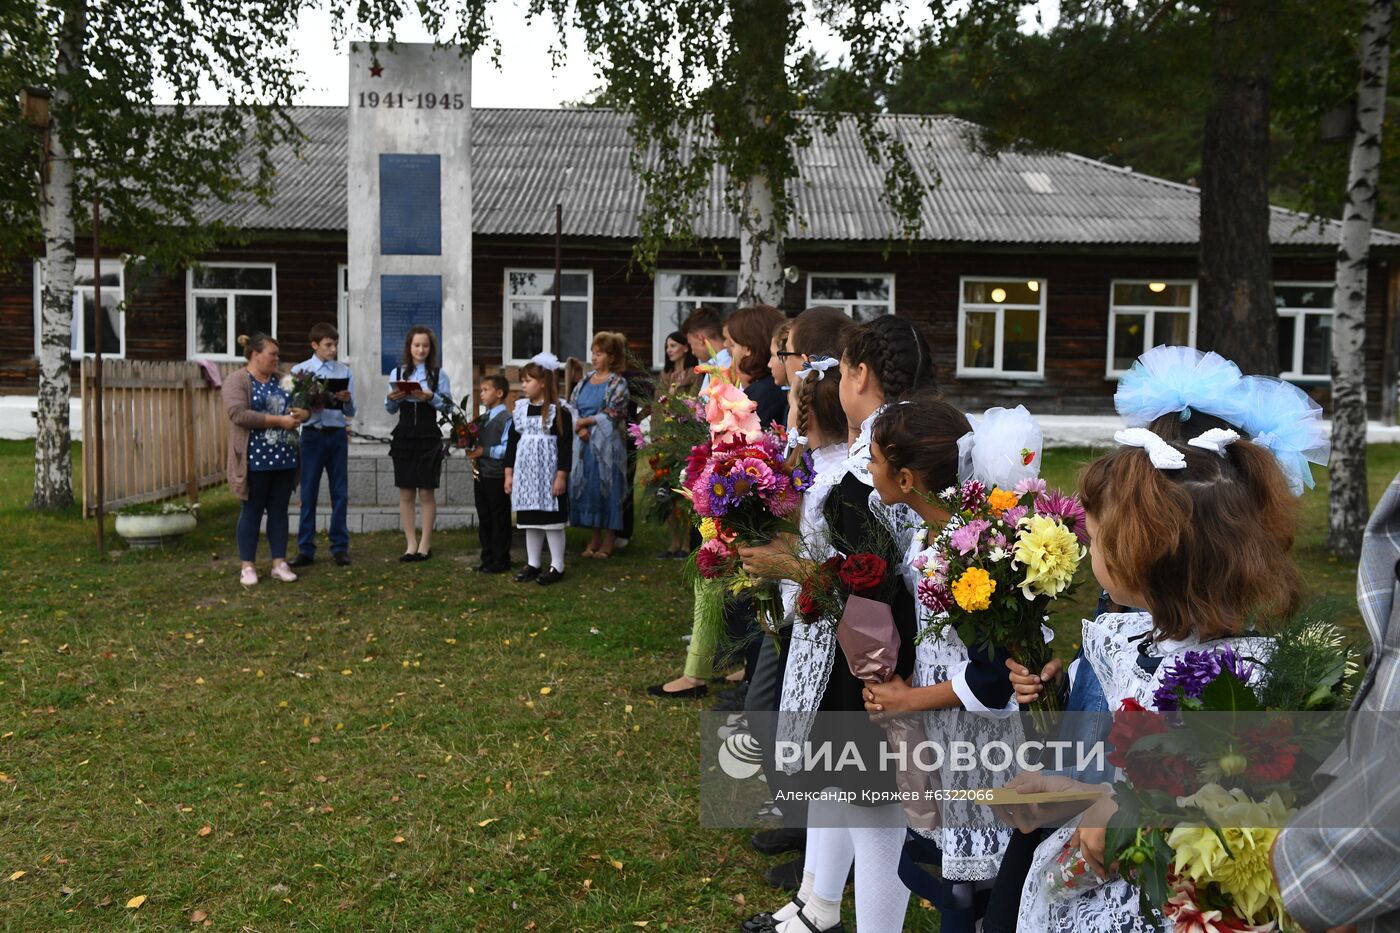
838, 553, 887, 594
1132, 753, 1197, 797
797, 589, 820, 622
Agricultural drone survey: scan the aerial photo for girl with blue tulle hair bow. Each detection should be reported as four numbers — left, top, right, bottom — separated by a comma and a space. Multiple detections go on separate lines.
1114, 345, 1330, 496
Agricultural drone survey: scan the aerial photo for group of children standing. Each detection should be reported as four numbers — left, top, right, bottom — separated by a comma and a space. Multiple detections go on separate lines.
684, 309, 1332, 933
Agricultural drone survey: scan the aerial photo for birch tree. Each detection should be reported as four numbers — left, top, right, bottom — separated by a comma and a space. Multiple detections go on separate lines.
1328, 0, 1393, 557
3, 0, 304, 509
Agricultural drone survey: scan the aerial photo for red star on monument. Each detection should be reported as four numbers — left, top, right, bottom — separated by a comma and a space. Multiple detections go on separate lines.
369, 63, 383, 78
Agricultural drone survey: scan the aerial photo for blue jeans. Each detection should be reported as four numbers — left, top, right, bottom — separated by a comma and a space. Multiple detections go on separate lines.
298, 427, 349, 556
238, 468, 295, 561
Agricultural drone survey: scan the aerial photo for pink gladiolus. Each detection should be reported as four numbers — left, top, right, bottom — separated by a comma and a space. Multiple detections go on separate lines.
705, 382, 761, 442
627, 422, 648, 449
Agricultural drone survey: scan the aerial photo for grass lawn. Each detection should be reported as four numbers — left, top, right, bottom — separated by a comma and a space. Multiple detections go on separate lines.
1, 439, 1396, 930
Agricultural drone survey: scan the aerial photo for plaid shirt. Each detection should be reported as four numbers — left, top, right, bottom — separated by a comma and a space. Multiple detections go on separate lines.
1273, 475, 1400, 932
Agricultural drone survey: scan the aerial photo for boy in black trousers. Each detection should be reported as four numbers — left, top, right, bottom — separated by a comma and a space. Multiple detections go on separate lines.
468, 374, 513, 573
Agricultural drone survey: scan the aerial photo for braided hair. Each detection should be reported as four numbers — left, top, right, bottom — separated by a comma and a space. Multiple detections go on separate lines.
841, 316, 935, 402
784, 307, 856, 469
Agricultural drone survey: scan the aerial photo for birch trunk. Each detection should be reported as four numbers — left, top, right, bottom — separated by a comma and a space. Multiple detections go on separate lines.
1328, 0, 1393, 557
33, 0, 85, 510
738, 170, 785, 308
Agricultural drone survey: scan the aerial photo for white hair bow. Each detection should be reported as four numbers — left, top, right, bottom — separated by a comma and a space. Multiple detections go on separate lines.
796, 356, 839, 381
1114, 428, 1186, 470
1187, 427, 1240, 457
530, 351, 563, 372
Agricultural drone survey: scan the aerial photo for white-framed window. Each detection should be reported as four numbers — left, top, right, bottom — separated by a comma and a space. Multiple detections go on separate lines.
956, 277, 1047, 378
504, 269, 593, 366
187, 263, 276, 360
32, 258, 126, 358
652, 270, 740, 368
1106, 280, 1197, 378
337, 263, 350, 360
1276, 281, 1334, 382
806, 273, 895, 322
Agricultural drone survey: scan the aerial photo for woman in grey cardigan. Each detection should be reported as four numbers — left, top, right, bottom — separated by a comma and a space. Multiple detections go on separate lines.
223, 333, 307, 586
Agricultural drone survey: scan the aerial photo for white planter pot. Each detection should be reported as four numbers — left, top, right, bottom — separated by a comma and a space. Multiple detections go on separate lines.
115, 512, 198, 549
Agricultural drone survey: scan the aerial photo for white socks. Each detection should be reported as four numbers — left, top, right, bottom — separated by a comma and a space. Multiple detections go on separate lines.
772, 870, 815, 923
545, 528, 565, 572
525, 529, 544, 569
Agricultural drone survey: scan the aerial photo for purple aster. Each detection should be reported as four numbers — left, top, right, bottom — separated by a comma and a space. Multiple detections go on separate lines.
1014, 477, 1047, 497
1153, 645, 1258, 711
960, 479, 988, 512
911, 554, 929, 572
949, 519, 991, 556
1002, 505, 1029, 527
1035, 490, 1090, 546
917, 578, 953, 613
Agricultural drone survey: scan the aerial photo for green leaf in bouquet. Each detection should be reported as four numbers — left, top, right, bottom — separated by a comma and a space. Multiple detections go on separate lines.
1105, 784, 1143, 863
1200, 668, 1263, 713
1140, 828, 1175, 908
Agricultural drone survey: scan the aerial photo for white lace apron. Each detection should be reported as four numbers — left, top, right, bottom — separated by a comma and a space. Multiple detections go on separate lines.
511, 399, 561, 513
1017, 612, 1273, 932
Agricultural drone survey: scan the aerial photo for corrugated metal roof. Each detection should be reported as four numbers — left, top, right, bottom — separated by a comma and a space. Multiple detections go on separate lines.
203, 106, 1400, 248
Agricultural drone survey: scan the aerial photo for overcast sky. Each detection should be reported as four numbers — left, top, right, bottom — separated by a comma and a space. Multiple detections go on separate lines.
289, 6, 601, 108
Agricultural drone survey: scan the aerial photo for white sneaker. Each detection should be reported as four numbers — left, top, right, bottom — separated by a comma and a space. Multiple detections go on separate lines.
240, 567, 259, 587
269, 563, 298, 583
615, 537, 630, 549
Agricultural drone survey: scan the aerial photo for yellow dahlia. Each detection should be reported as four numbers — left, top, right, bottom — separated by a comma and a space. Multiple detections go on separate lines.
951, 567, 996, 612
1166, 784, 1293, 924
1014, 514, 1082, 598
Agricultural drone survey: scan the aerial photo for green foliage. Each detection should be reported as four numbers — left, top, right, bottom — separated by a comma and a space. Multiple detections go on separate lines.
1, 0, 308, 273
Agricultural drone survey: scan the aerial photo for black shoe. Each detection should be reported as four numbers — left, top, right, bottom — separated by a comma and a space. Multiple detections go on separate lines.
289, 553, 314, 568
751, 827, 806, 856
333, 552, 351, 567
473, 563, 489, 573
741, 896, 807, 933
763, 856, 805, 892
646, 681, 708, 699
712, 683, 749, 712
416, 551, 431, 562
536, 567, 564, 586
399, 552, 418, 563
514, 565, 541, 582
482, 564, 510, 575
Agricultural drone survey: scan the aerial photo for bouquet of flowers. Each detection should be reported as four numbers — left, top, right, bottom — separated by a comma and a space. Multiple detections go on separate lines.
917, 476, 1088, 714
684, 378, 812, 633
639, 392, 712, 526
436, 394, 481, 457
283, 371, 330, 412
1096, 619, 1355, 931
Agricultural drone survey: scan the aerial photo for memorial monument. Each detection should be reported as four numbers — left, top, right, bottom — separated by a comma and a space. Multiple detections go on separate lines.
293, 42, 477, 533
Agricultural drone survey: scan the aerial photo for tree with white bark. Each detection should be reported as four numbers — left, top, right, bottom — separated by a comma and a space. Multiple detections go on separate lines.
3, 0, 305, 509
1328, 0, 1393, 557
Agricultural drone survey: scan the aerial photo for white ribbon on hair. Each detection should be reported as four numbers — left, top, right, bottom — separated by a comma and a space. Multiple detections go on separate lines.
1187, 427, 1240, 457
796, 356, 839, 381
530, 351, 563, 371
1114, 427, 1187, 470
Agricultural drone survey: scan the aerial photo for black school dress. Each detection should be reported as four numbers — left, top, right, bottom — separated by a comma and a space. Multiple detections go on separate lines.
806, 471, 918, 800
387, 365, 448, 490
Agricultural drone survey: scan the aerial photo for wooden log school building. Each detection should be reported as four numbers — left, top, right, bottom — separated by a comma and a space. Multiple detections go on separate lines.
5, 106, 1400, 416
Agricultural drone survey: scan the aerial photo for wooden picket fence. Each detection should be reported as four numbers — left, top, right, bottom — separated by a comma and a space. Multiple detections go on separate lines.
80, 359, 243, 516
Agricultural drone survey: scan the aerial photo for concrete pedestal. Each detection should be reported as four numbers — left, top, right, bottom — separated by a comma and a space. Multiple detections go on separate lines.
288, 441, 478, 534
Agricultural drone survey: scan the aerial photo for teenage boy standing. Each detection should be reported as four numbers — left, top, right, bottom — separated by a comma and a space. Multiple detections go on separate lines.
469, 373, 513, 573
290, 323, 355, 567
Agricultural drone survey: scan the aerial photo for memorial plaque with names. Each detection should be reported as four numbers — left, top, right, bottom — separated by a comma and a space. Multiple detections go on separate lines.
380, 274, 443, 374
379, 153, 442, 256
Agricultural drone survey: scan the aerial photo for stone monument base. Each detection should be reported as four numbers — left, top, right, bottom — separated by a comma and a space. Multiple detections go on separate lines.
287, 441, 478, 535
